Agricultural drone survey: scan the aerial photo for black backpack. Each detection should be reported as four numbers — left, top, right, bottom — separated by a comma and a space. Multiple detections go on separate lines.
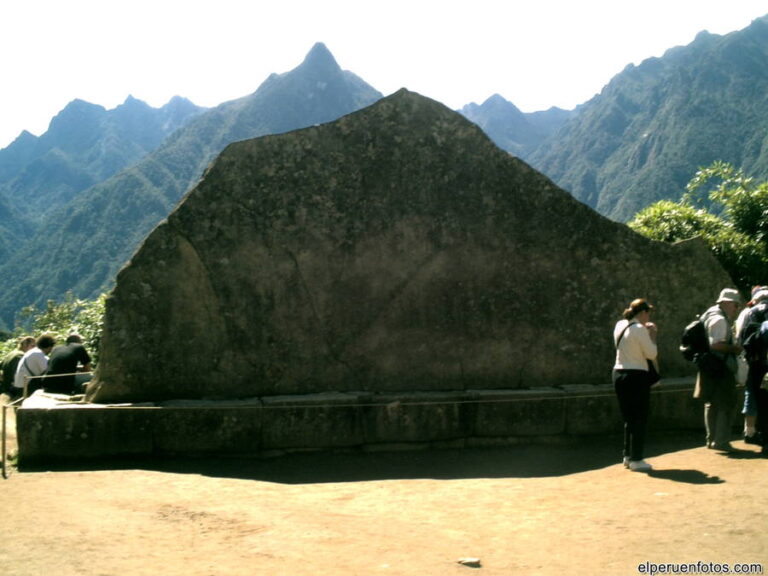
680, 317, 709, 362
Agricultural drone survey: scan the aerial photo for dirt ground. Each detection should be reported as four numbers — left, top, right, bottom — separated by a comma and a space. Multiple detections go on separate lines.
1, 399, 767, 576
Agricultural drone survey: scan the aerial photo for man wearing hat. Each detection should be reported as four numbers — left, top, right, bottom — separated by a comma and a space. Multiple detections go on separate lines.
694, 288, 743, 451
735, 286, 768, 446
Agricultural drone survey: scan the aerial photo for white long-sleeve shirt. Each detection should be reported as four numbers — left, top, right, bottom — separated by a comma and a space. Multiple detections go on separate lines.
13, 347, 48, 390
613, 319, 657, 371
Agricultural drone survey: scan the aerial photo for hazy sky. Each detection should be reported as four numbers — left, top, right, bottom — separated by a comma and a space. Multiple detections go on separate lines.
1, 1, 766, 149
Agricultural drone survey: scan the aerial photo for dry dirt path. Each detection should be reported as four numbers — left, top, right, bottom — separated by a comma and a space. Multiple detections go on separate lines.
1, 401, 767, 576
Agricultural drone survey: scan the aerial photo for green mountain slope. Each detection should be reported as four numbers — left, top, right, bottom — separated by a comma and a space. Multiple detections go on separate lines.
529, 15, 768, 221
0, 96, 205, 219
0, 96, 204, 263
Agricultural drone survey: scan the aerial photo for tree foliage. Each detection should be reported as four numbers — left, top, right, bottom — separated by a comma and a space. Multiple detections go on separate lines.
0, 292, 107, 365
629, 162, 768, 291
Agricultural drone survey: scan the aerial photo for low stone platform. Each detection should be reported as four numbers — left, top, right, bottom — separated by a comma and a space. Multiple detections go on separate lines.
15, 378, 711, 465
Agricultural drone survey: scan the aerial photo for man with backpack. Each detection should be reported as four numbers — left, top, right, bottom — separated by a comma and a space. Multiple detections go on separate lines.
736, 286, 768, 447
692, 288, 743, 452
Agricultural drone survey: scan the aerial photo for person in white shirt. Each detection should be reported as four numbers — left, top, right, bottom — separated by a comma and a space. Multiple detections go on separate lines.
613, 298, 658, 472
13, 333, 56, 397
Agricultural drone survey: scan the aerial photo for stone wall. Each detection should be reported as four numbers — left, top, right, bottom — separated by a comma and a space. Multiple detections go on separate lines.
19, 379, 711, 464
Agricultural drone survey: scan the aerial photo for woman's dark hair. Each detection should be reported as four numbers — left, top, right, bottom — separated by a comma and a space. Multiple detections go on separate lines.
622, 298, 653, 320
17, 335, 35, 350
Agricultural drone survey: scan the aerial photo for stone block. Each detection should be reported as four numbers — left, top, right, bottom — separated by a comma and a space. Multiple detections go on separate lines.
467, 388, 566, 437
153, 399, 264, 455
648, 379, 701, 430
16, 404, 154, 464
361, 391, 469, 444
260, 393, 363, 450
562, 384, 622, 435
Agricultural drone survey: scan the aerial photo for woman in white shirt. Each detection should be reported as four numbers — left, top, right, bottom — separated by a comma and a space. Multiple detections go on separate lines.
613, 298, 658, 472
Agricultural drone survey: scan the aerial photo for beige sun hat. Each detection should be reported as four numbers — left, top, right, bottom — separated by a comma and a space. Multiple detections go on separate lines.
716, 288, 741, 304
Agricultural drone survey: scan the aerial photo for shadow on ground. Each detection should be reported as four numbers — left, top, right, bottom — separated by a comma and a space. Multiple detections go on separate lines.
15, 430, 712, 484
646, 469, 724, 484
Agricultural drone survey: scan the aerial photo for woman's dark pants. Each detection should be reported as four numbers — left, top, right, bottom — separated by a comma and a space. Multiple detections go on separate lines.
613, 370, 651, 461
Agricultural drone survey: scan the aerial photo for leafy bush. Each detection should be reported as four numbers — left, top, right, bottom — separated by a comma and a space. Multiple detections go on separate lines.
629, 162, 768, 291
0, 292, 106, 365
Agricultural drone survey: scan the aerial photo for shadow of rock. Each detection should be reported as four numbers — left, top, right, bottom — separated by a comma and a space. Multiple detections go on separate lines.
18, 431, 707, 484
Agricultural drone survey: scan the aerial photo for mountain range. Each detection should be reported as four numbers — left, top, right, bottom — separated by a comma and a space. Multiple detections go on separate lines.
530, 15, 768, 220
0, 15, 767, 328
0, 42, 381, 328
459, 94, 573, 157
0, 95, 205, 227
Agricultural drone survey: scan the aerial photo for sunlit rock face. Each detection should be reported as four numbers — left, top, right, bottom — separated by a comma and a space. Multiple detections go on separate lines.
87, 89, 731, 403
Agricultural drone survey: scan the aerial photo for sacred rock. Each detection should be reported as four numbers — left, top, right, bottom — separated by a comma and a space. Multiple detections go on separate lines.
87, 89, 731, 403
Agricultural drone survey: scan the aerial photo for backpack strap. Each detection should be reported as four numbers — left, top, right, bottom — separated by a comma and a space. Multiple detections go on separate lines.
701, 307, 723, 323
22, 356, 44, 377
703, 307, 729, 338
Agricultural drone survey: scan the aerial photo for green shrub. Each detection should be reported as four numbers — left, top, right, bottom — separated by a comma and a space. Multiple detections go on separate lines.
629, 162, 768, 291
0, 292, 107, 365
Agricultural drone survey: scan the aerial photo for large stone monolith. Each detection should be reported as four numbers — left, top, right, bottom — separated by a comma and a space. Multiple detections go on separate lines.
87, 89, 732, 403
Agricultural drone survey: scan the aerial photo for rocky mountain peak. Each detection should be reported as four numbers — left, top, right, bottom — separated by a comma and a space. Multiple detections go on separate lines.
297, 41, 342, 76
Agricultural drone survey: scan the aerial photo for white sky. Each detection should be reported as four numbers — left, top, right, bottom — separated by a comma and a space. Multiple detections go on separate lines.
1, 0, 766, 149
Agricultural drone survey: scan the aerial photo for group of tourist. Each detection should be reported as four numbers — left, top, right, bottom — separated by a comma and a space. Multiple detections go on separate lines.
613, 287, 768, 472
0, 333, 92, 400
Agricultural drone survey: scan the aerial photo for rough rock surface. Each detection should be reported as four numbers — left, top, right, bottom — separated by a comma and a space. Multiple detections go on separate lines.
87, 89, 732, 403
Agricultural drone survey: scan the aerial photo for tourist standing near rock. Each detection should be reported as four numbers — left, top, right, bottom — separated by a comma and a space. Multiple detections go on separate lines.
694, 288, 743, 452
613, 298, 658, 472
